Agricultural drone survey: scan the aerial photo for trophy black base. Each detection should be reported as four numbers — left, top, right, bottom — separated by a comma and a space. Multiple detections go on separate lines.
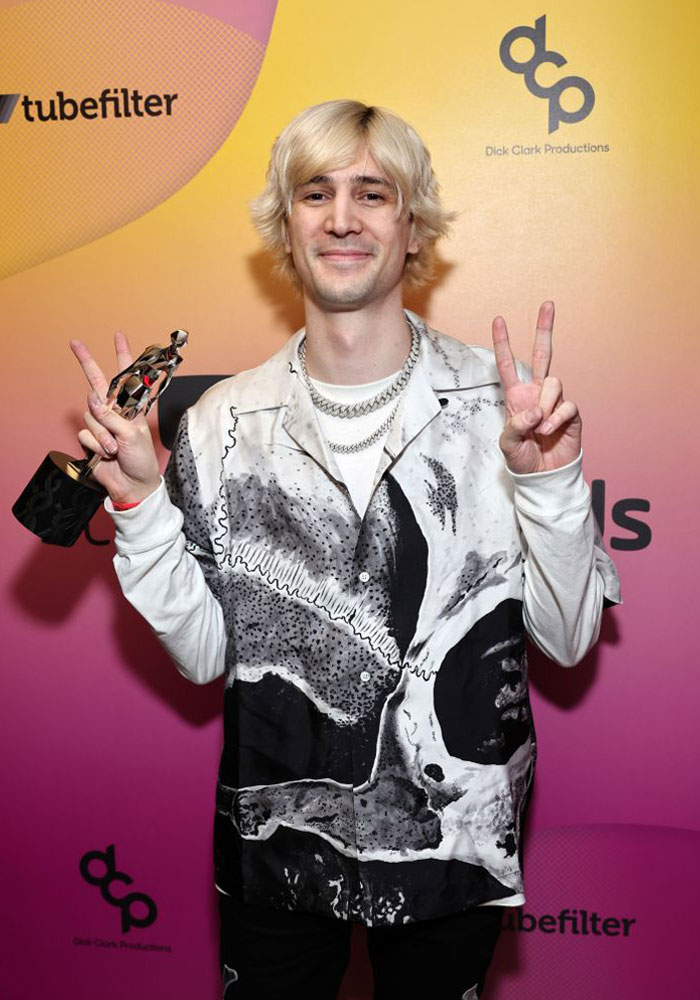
13, 451, 107, 547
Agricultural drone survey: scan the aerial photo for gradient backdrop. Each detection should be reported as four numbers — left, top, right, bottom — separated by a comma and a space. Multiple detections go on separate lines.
1, 1, 697, 997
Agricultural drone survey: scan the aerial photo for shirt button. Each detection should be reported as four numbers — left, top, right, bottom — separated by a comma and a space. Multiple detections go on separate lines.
360, 671, 371, 682
358, 571, 370, 583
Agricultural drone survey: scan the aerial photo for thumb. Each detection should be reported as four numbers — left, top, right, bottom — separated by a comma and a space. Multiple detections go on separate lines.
500, 407, 542, 450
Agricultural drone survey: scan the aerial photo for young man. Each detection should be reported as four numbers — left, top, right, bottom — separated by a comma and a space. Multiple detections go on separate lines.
72, 101, 620, 1000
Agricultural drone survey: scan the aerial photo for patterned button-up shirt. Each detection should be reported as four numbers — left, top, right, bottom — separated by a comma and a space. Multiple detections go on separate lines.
112, 313, 620, 926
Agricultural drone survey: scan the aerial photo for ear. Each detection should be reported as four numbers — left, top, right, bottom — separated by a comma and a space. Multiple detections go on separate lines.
283, 220, 291, 254
407, 218, 421, 256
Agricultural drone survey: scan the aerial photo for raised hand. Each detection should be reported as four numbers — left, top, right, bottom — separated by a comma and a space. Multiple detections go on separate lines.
70, 332, 161, 504
491, 301, 582, 475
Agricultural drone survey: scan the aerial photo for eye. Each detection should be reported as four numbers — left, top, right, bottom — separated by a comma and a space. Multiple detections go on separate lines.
303, 191, 328, 202
360, 190, 385, 203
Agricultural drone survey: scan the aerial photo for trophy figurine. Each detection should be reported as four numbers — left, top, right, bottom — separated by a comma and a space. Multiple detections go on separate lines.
12, 329, 189, 547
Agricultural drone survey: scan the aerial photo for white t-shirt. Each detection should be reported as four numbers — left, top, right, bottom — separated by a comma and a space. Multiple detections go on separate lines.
308, 371, 401, 516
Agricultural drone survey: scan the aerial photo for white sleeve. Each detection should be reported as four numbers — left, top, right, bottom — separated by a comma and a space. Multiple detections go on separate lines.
510, 452, 622, 667
108, 477, 227, 685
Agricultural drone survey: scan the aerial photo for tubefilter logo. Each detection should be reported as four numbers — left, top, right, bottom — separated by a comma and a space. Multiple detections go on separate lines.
0, 88, 178, 123
500, 15, 595, 132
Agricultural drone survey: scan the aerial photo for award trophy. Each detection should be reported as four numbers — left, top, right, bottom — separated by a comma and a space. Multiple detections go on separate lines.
12, 329, 188, 547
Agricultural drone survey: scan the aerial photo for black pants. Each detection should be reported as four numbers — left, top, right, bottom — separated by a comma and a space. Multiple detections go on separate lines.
219, 893, 503, 1000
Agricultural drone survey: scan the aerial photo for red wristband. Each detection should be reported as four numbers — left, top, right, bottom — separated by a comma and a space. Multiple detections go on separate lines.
112, 499, 143, 511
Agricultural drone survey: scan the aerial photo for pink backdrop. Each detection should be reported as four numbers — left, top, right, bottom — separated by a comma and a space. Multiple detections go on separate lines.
1, 1, 696, 997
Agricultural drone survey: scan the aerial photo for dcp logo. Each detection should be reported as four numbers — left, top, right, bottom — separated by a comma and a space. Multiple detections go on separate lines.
79, 844, 158, 933
499, 16, 595, 133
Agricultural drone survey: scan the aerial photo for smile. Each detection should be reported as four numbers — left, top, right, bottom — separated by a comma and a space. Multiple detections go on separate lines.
318, 251, 372, 263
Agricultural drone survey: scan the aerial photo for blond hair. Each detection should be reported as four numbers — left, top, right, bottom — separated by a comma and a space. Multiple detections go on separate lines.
250, 100, 454, 287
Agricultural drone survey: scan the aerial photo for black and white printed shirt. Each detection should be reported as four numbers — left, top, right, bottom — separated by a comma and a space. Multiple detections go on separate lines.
110, 313, 621, 927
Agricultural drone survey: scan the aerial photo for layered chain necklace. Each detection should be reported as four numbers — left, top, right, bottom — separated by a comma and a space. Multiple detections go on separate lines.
298, 319, 421, 454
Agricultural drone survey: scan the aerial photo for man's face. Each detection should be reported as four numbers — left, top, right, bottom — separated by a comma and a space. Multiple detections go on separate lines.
284, 150, 420, 312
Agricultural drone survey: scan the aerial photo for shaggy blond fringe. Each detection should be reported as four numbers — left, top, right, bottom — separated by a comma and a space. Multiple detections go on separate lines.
250, 100, 455, 288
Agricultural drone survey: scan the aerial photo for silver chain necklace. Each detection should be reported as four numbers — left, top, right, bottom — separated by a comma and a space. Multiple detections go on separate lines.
298, 318, 421, 419
297, 318, 420, 454
326, 401, 402, 454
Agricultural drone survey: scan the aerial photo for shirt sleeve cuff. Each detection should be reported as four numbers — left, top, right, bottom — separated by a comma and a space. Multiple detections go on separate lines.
509, 450, 589, 517
104, 478, 183, 551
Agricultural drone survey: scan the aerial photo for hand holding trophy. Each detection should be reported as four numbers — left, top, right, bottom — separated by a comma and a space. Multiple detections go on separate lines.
12, 329, 188, 547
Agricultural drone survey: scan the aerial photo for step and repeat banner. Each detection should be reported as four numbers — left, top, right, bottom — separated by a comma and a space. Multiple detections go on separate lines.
1, 1, 696, 997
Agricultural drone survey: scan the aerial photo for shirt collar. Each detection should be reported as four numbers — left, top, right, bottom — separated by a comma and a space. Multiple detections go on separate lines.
231, 310, 500, 416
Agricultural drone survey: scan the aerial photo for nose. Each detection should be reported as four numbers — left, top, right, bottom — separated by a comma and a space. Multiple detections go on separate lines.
324, 190, 362, 237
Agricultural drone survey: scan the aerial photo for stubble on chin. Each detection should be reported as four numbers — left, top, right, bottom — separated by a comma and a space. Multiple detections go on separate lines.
314, 275, 379, 308
306, 258, 381, 309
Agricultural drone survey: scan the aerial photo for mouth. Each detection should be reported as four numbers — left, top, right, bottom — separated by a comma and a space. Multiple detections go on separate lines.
317, 249, 374, 265
318, 247, 374, 261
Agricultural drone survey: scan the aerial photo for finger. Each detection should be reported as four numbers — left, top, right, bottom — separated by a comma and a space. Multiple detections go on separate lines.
83, 403, 119, 455
538, 400, 580, 436
114, 330, 133, 373
70, 340, 109, 398
88, 389, 151, 444
536, 375, 563, 421
87, 389, 136, 433
78, 426, 114, 460
491, 315, 520, 390
531, 300, 555, 384
500, 407, 543, 450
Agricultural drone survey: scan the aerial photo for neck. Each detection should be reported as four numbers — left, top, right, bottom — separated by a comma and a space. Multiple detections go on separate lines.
302, 295, 412, 385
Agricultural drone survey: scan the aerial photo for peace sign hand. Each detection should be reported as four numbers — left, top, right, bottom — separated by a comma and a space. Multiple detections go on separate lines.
492, 301, 582, 475
70, 332, 161, 504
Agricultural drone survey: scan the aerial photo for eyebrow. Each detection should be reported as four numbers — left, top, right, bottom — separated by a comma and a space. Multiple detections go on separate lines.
300, 174, 393, 188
